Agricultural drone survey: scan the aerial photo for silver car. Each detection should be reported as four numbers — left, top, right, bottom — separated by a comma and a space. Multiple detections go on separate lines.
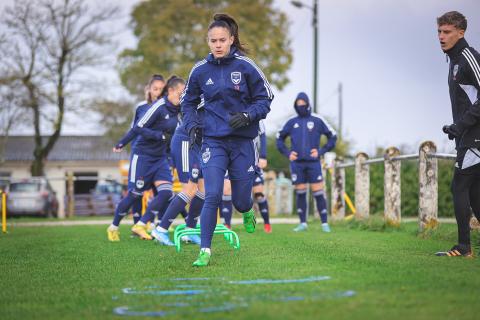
6, 179, 58, 217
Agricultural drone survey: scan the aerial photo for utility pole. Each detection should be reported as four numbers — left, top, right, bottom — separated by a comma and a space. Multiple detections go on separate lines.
291, 0, 319, 112
338, 82, 343, 140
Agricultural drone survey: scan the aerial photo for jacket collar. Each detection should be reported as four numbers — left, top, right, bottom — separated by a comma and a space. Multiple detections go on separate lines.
206, 46, 240, 65
445, 37, 469, 59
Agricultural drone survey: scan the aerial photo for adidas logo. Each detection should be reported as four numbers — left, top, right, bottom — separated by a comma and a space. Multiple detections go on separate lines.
293, 123, 299, 128
247, 166, 254, 173
165, 114, 169, 119
206, 78, 214, 85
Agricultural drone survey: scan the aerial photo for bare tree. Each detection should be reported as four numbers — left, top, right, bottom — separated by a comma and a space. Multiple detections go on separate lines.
0, 0, 119, 176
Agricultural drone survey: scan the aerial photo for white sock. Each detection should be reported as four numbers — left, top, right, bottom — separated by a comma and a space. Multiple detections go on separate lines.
156, 226, 168, 233
109, 224, 118, 230
322, 222, 329, 226
200, 248, 211, 255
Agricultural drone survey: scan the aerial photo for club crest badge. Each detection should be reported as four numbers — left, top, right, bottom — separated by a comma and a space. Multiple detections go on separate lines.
136, 179, 144, 189
292, 174, 297, 182
307, 121, 314, 130
231, 71, 241, 84
191, 168, 199, 179
453, 64, 459, 78
202, 148, 211, 163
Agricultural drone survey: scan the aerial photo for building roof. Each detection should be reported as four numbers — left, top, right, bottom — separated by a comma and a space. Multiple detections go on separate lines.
0, 136, 130, 162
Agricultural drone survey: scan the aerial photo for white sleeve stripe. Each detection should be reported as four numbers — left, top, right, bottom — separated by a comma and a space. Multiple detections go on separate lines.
312, 113, 337, 135
463, 49, 480, 87
235, 56, 273, 99
181, 59, 207, 103
137, 98, 165, 127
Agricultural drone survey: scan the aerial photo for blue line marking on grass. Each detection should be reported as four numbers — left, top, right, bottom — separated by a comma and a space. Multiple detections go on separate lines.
170, 277, 211, 281
228, 276, 331, 285
122, 288, 205, 296
199, 303, 246, 313
113, 307, 170, 317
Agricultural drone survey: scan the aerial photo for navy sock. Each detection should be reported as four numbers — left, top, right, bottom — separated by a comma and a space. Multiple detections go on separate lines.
112, 191, 141, 226
296, 189, 307, 223
132, 197, 143, 224
257, 197, 270, 224
186, 191, 204, 228
140, 184, 173, 224
221, 195, 233, 225
159, 192, 190, 230
180, 208, 188, 219
313, 190, 328, 223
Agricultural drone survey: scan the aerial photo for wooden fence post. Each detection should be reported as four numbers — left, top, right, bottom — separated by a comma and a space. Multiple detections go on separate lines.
331, 158, 345, 220
418, 141, 438, 231
67, 172, 75, 217
355, 152, 369, 219
384, 147, 401, 226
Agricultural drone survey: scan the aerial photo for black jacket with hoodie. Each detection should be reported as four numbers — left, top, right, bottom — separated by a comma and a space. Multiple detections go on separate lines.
445, 37, 480, 149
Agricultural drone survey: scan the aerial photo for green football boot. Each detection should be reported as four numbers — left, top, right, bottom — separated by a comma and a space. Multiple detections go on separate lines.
192, 250, 211, 267
242, 208, 256, 233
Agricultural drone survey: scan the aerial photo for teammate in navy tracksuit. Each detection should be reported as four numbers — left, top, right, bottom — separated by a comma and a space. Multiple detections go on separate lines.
107, 74, 165, 241
107, 76, 184, 241
182, 14, 273, 267
276, 92, 337, 232
149, 102, 206, 246
253, 120, 271, 233
130, 75, 166, 225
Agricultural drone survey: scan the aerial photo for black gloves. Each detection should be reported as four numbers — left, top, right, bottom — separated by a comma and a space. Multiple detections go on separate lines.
114, 143, 124, 149
229, 112, 250, 129
189, 126, 203, 148
442, 124, 462, 140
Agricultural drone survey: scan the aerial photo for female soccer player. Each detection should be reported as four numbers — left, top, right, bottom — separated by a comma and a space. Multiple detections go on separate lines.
131, 76, 165, 226
182, 13, 273, 266
107, 74, 165, 241
149, 101, 206, 246
253, 119, 271, 233
107, 76, 184, 241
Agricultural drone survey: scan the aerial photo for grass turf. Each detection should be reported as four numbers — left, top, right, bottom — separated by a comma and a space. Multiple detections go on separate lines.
0, 220, 479, 320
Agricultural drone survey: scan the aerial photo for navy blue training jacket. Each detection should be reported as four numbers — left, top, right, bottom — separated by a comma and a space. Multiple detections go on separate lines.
117, 97, 180, 157
276, 92, 337, 161
181, 46, 273, 139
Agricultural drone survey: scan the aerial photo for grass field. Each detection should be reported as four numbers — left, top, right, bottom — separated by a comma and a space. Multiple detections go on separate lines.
1, 220, 479, 320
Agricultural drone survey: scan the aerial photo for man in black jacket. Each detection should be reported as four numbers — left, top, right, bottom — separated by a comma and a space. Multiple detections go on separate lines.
436, 11, 480, 257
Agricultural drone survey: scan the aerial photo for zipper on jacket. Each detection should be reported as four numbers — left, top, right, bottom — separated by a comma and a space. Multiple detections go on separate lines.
301, 118, 307, 159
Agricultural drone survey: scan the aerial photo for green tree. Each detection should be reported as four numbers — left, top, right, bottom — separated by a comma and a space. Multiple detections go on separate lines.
119, 0, 292, 98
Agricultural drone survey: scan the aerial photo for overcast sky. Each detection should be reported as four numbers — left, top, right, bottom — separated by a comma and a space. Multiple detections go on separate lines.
4, 0, 480, 155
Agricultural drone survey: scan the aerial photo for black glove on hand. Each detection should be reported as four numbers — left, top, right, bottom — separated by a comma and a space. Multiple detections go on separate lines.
114, 143, 124, 149
189, 126, 202, 149
229, 112, 250, 129
442, 124, 461, 140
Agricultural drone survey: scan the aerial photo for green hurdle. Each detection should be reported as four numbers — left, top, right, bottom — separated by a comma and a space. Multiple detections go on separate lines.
173, 223, 240, 252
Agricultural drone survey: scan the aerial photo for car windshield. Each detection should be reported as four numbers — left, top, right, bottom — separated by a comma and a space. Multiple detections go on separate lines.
10, 182, 41, 192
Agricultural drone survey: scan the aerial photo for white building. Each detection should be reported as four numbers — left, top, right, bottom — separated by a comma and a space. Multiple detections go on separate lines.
0, 135, 129, 218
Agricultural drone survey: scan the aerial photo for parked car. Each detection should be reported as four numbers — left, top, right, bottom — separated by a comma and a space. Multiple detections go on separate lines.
6, 178, 59, 217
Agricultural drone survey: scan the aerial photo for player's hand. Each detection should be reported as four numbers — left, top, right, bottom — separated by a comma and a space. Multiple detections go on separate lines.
189, 126, 202, 149
258, 158, 267, 169
289, 151, 298, 161
442, 124, 460, 140
310, 148, 319, 158
229, 112, 250, 129
113, 143, 123, 153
